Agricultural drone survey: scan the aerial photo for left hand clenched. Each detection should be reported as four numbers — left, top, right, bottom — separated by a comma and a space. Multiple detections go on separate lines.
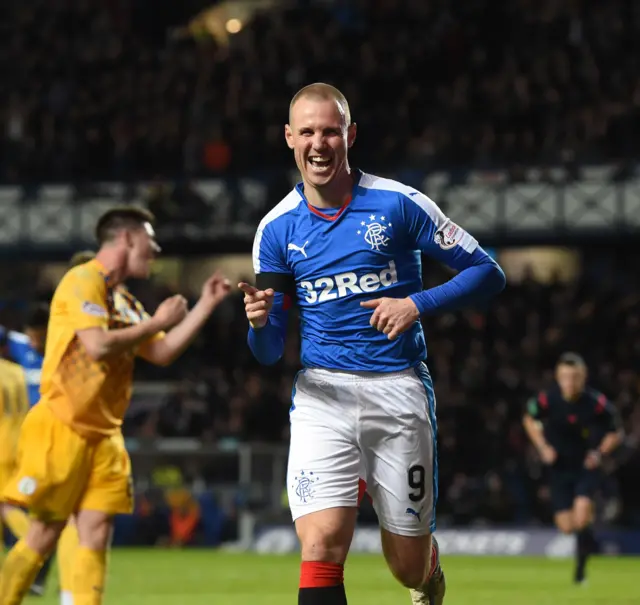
584, 450, 602, 470
200, 271, 232, 309
360, 297, 420, 340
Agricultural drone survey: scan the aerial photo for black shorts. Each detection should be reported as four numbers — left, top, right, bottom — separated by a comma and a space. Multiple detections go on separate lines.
550, 468, 602, 513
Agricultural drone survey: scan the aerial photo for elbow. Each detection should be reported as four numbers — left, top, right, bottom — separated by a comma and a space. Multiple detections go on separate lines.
149, 342, 176, 367
155, 353, 174, 367
248, 343, 284, 367
83, 340, 110, 362
488, 261, 507, 295
259, 351, 284, 366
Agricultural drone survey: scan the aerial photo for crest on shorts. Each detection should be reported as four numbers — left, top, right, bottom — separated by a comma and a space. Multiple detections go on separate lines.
292, 470, 318, 504
17, 476, 37, 496
356, 215, 392, 251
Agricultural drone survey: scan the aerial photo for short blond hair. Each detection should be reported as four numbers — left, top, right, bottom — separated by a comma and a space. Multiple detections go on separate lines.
289, 82, 351, 126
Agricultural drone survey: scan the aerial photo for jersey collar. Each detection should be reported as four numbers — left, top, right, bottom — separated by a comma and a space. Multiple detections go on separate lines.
296, 169, 363, 222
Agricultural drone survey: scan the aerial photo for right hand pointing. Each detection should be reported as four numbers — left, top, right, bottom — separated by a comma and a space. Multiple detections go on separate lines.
153, 295, 188, 330
238, 282, 275, 329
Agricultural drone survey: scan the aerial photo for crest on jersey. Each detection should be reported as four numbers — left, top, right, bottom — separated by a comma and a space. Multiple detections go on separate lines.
357, 215, 392, 251
435, 220, 463, 250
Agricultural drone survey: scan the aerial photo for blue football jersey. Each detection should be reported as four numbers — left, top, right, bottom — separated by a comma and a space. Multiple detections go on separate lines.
2, 330, 43, 406
252, 171, 482, 372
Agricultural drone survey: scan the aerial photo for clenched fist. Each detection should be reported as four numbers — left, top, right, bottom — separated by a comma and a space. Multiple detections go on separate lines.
238, 282, 275, 329
153, 295, 188, 330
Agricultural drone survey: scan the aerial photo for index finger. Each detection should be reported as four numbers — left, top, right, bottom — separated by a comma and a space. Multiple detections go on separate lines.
238, 282, 258, 295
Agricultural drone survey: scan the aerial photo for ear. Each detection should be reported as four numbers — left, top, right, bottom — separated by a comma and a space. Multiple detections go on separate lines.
122, 229, 135, 248
285, 124, 295, 150
347, 122, 357, 149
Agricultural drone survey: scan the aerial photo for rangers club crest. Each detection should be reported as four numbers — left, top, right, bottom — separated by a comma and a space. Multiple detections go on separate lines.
357, 214, 392, 251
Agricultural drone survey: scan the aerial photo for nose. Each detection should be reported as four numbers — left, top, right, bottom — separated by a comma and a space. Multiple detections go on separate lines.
311, 132, 327, 150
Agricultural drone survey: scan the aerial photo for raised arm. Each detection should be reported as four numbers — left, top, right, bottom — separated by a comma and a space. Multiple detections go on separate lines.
242, 220, 295, 365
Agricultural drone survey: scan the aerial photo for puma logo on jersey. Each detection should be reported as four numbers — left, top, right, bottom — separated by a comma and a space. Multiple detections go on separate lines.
288, 241, 309, 258
300, 261, 398, 304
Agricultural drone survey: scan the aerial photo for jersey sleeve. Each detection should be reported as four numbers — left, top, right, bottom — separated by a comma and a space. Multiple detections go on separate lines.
252, 221, 296, 296
56, 267, 109, 331
526, 392, 550, 420
248, 220, 290, 365
6, 331, 26, 362
399, 190, 506, 314
399, 190, 479, 269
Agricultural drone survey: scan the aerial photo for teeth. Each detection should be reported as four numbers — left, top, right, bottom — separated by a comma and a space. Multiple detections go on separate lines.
310, 157, 330, 165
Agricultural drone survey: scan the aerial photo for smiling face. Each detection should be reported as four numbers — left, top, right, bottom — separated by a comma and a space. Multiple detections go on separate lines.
285, 95, 357, 193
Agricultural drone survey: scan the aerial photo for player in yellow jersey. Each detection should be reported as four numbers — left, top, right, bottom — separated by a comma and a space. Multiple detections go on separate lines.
0, 358, 30, 563
53, 250, 99, 605
0, 207, 231, 605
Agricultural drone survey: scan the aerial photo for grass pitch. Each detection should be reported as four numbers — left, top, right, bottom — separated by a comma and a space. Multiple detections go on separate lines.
31, 549, 640, 604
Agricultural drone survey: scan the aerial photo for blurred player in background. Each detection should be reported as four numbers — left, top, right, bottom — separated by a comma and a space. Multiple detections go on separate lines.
0, 355, 29, 573
0, 207, 231, 605
240, 83, 506, 605
0, 305, 51, 596
0, 304, 48, 410
523, 352, 624, 584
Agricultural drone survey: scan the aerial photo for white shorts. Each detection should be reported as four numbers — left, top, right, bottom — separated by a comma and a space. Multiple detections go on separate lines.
287, 363, 438, 536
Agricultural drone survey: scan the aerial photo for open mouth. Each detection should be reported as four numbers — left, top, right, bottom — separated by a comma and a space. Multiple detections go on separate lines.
308, 156, 333, 172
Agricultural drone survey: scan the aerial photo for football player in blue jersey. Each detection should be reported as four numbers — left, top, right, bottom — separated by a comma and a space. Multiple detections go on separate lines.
0, 304, 48, 409
239, 83, 506, 605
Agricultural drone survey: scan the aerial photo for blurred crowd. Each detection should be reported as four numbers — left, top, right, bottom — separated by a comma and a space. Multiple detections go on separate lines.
2, 0, 640, 182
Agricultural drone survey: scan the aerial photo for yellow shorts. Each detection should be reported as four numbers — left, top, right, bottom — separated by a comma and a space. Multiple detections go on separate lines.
2, 404, 133, 521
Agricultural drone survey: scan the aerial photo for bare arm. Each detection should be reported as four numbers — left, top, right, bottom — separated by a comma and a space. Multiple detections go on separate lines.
597, 430, 624, 456
76, 295, 188, 362
139, 272, 231, 367
77, 319, 163, 362
522, 415, 549, 452
139, 299, 212, 367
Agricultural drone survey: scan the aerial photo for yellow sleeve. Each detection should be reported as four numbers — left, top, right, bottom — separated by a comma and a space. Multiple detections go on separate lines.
0, 361, 27, 463
55, 266, 109, 332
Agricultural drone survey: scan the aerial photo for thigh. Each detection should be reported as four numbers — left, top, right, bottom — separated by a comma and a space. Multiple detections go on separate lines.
2, 404, 90, 521
287, 370, 361, 522
361, 364, 437, 537
79, 430, 133, 516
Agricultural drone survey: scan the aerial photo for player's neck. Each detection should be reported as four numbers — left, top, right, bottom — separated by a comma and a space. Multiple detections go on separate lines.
304, 171, 354, 209
95, 250, 127, 286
